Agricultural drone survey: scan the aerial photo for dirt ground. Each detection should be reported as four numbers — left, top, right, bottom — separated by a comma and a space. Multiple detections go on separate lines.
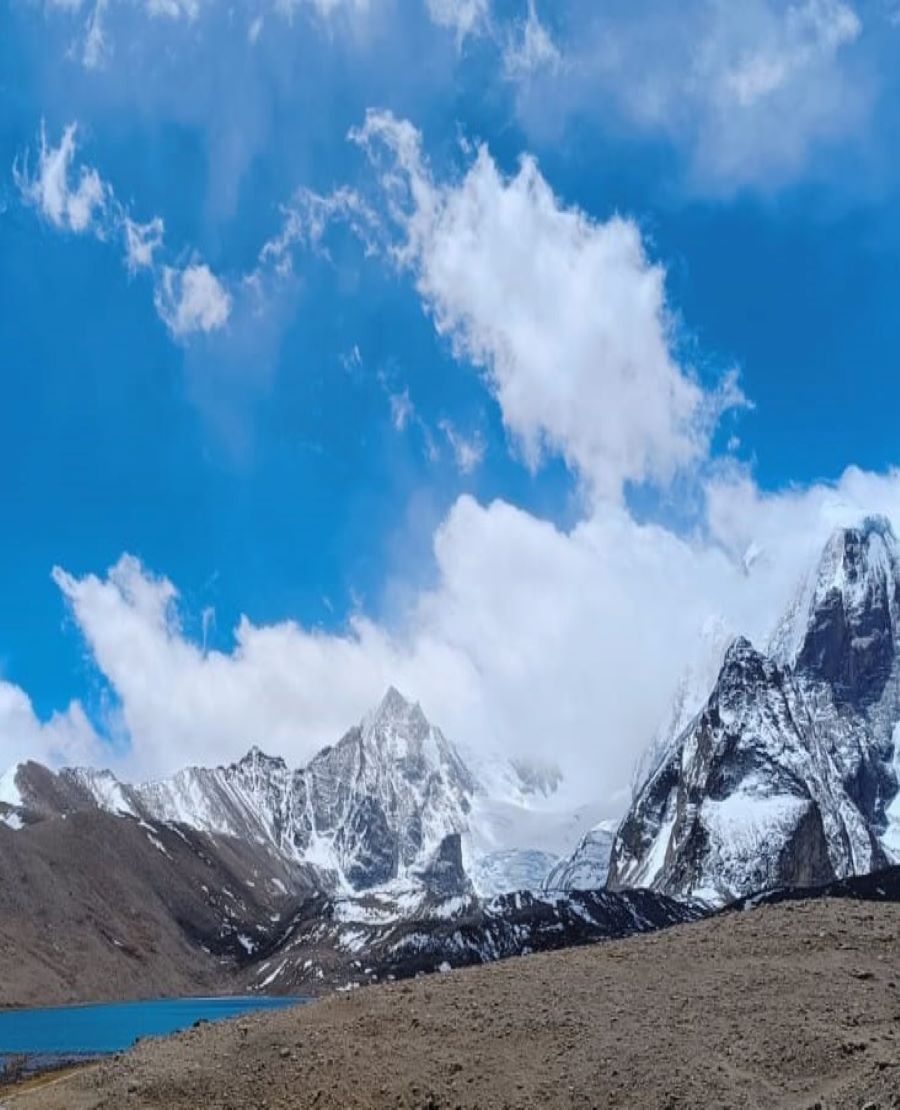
5, 898, 900, 1110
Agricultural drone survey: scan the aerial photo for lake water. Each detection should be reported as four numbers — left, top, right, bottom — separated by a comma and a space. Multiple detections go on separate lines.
0, 996, 306, 1067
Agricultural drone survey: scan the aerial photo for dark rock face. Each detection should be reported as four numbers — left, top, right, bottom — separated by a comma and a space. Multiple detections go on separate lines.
795, 522, 899, 706
775, 801, 835, 890
610, 520, 900, 905
413, 833, 471, 898
726, 863, 900, 912
245, 885, 705, 993
340, 795, 396, 890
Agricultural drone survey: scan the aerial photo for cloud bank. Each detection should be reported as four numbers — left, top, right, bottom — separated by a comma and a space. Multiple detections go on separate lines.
41, 468, 900, 805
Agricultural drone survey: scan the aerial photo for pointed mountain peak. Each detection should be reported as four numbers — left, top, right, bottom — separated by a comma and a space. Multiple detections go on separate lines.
771, 514, 900, 703
723, 635, 756, 661
370, 685, 426, 727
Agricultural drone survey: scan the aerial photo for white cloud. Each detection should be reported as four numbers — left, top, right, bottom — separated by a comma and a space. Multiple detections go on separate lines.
14, 123, 108, 234
144, 0, 202, 18
82, 0, 110, 69
154, 263, 232, 338
351, 110, 741, 500
45, 466, 900, 801
389, 388, 415, 431
0, 680, 102, 774
258, 186, 378, 276
11, 117, 899, 804
16, 122, 231, 341
723, 0, 860, 107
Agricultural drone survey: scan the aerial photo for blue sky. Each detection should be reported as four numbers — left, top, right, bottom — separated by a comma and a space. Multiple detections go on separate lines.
3, 0, 900, 798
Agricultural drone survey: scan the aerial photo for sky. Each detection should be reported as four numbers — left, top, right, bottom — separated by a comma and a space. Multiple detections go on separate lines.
3, 0, 900, 807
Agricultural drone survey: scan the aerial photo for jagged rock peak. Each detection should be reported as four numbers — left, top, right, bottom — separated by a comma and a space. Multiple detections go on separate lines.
235, 746, 287, 771
771, 518, 900, 660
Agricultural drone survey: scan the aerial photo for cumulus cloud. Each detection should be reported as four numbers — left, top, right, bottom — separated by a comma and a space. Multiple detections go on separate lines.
44, 467, 900, 800
11, 112, 900, 807
154, 262, 233, 338
0, 679, 102, 773
351, 110, 741, 499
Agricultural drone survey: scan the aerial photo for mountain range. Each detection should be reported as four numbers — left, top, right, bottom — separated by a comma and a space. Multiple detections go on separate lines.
2, 516, 900, 1004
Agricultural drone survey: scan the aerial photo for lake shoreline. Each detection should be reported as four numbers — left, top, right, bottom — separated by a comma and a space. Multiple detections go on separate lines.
7, 898, 900, 1110
0, 996, 310, 1091
0, 1058, 97, 1096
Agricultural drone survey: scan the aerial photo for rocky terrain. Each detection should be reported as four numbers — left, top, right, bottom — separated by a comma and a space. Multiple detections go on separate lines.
0, 809, 310, 1008
240, 878, 703, 994
6, 895, 899, 1110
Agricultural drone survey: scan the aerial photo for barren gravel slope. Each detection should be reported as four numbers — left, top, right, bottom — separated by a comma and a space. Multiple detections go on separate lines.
7, 898, 900, 1110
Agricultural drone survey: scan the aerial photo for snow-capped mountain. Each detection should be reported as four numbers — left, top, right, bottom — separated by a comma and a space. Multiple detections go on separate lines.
3, 688, 477, 892
134, 687, 478, 891
609, 517, 900, 904
1, 687, 593, 898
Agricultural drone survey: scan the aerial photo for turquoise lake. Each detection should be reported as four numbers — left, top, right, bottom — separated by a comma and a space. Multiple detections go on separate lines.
0, 996, 306, 1061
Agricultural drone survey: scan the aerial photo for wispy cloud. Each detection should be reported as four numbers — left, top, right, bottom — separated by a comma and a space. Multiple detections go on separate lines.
439, 419, 485, 474
502, 0, 560, 79
13, 123, 108, 234
15, 121, 232, 340
517, 0, 869, 192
